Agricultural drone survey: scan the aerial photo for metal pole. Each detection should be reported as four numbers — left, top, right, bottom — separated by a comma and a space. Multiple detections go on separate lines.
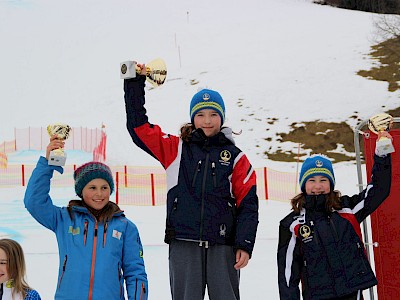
354, 117, 400, 300
354, 119, 375, 300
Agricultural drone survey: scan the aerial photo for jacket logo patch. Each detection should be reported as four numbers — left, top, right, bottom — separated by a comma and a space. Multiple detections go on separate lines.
299, 225, 313, 243
299, 225, 311, 239
219, 224, 227, 237
68, 226, 80, 235
219, 150, 231, 166
112, 229, 122, 240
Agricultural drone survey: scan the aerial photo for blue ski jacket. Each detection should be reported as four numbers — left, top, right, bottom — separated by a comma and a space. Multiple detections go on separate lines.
24, 157, 148, 300
124, 76, 259, 256
277, 154, 392, 299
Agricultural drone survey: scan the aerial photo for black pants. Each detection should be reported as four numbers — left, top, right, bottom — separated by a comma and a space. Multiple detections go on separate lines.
169, 240, 240, 300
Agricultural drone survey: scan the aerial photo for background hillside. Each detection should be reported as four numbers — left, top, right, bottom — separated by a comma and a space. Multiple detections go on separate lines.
1, 0, 399, 169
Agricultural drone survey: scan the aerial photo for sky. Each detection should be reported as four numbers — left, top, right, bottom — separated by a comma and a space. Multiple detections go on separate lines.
1, 0, 399, 299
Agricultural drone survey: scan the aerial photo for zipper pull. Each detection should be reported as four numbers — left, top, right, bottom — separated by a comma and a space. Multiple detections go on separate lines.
211, 162, 217, 187
83, 220, 88, 246
192, 160, 202, 187
103, 222, 108, 247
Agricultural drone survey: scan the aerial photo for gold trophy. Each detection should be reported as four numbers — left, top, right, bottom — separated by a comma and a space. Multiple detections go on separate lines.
47, 124, 72, 166
120, 58, 167, 87
368, 113, 394, 156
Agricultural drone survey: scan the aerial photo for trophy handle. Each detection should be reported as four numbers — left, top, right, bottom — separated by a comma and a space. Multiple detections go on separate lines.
136, 58, 167, 87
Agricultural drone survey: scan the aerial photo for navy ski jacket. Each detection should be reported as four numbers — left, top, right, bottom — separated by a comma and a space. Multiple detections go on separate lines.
278, 154, 391, 299
124, 76, 259, 256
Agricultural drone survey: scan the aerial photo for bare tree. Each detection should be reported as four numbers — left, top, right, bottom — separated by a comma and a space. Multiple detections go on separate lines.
372, 14, 400, 42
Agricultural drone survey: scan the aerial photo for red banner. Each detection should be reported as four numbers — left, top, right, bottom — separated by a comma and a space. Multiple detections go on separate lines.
364, 129, 400, 300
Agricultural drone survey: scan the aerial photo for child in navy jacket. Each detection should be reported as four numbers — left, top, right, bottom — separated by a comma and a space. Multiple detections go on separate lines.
124, 63, 259, 300
278, 131, 392, 300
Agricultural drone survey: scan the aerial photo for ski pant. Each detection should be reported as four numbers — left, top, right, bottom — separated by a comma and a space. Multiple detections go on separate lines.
169, 239, 240, 300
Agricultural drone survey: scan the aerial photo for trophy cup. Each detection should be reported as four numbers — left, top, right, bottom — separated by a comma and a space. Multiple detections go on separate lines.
368, 113, 394, 156
120, 58, 167, 87
47, 124, 72, 166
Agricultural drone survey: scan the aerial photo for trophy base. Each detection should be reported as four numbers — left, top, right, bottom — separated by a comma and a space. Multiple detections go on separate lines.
48, 152, 67, 166
376, 138, 395, 156
120, 61, 137, 79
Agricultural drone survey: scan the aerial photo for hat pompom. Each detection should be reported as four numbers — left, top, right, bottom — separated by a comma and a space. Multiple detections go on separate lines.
299, 154, 335, 193
74, 162, 114, 198
190, 88, 225, 124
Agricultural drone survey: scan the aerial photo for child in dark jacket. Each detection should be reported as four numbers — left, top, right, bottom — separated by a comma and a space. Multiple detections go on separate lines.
277, 131, 392, 300
0, 238, 41, 300
24, 136, 148, 300
124, 63, 259, 300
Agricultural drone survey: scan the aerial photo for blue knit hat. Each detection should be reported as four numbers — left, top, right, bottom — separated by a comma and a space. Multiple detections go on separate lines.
74, 161, 114, 198
299, 155, 335, 193
190, 89, 225, 124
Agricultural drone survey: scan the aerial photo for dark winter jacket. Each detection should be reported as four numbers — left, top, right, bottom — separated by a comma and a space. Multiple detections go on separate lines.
24, 157, 148, 300
124, 76, 259, 256
277, 154, 391, 299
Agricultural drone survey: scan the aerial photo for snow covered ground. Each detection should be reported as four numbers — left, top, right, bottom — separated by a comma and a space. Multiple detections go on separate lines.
1, 0, 398, 298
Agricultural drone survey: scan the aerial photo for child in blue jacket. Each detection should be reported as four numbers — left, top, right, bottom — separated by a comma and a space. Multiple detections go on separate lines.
24, 136, 148, 300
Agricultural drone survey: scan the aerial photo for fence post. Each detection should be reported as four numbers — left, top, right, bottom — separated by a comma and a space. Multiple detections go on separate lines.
150, 173, 155, 206
264, 167, 268, 200
116, 172, 119, 205
21, 164, 25, 186
124, 165, 128, 187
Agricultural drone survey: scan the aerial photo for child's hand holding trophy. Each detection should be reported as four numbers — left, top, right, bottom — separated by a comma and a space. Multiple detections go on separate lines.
368, 113, 394, 156
120, 58, 167, 87
46, 124, 71, 166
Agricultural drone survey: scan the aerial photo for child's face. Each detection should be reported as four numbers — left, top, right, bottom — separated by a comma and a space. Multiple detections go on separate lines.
82, 178, 111, 210
193, 109, 222, 137
0, 248, 10, 284
305, 175, 330, 195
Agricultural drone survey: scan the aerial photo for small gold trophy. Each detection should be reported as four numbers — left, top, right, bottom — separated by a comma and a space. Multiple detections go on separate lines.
368, 113, 394, 156
120, 58, 167, 87
47, 124, 72, 166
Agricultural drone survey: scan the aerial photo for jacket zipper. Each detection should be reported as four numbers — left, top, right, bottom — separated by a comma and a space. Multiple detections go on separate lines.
140, 282, 146, 300
103, 221, 108, 247
328, 215, 339, 242
88, 221, 98, 300
57, 255, 68, 289
83, 220, 88, 246
199, 153, 210, 244
310, 220, 319, 246
192, 160, 202, 187
211, 162, 217, 187
118, 263, 123, 298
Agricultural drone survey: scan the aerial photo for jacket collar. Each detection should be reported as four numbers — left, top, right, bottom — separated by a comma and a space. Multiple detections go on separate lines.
304, 194, 328, 212
191, 127, 235, 147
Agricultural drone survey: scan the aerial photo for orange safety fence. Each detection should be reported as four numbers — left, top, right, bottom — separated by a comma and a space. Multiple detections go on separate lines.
14, 127, 104, 152
0, 140, 16, 154
0, 164, 298, 204
0, 153, 7, 169
0, 127, 106, 166
93, 131, 107, 162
